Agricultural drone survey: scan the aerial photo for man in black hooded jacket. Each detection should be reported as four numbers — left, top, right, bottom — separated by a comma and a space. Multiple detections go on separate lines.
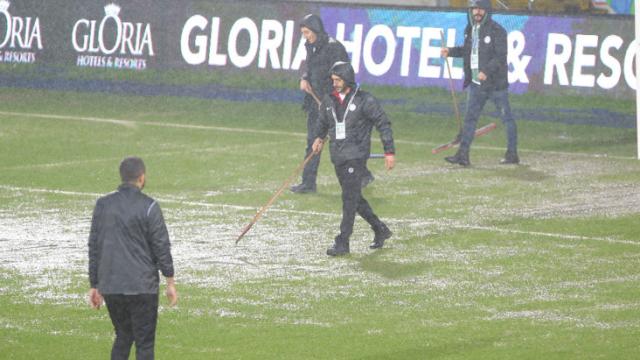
441, 0, 519, 166
311, 62, 395, 256
290, 14, 374, 194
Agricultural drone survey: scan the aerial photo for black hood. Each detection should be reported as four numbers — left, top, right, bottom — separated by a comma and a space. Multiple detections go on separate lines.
300, 14, 326, 35
468, 0, 492, 24
469, 0, 492, 10
330, 61, 356, 88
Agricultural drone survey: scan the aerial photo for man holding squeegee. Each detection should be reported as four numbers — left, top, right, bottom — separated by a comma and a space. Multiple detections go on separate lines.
440, 0, 519, 166
311, 62, 395, 256
292, 14, 375, 194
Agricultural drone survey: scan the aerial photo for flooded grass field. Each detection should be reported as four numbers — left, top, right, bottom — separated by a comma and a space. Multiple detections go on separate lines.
0, 88, 638, 359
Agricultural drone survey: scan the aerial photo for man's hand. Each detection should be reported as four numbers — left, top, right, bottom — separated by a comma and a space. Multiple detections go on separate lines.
300, 79, 311, 93
311, 138, 324, 154
165, 277, 178, 307
384, 154, 395, 171
89, 288, 103, 309
440, 47, 449, 58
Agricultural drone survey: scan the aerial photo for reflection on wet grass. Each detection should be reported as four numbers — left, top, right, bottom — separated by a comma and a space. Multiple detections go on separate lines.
492, 165, 553, 182
358, 251, 431, 279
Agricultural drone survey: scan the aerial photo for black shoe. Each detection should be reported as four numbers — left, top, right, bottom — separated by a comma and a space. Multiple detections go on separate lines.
361, 173, 375, 188
290, 183, 316, 194
444, 154, 470, 167
500, 153, 519, 165
370, 224, 392, 249
327, 238, 349, 256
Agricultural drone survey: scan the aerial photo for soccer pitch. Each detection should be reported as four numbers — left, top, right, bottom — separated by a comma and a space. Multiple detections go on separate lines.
0, 86, 639, 359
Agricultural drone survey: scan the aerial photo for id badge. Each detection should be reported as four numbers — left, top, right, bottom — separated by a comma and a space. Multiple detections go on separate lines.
336, 121, 346, 140
471, 53, 479, 70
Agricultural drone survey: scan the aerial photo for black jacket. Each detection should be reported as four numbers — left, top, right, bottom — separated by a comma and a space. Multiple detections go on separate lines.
88, 183, 174, 295
301, 33, 349, 112
448, 10, 509, 92
315, 87, 395, 164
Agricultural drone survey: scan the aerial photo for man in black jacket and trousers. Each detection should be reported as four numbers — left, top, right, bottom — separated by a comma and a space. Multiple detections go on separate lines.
312, 62, 395, 256
441, 0, 519, 166
88, 156, 177, 360
291, 14, 374, 194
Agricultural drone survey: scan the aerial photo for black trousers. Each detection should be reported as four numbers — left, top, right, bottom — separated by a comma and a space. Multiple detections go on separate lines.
104, 293, 159, 360
334, 158, 382, 242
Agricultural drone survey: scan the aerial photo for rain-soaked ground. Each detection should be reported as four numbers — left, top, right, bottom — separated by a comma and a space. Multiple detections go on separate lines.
1, 146, 639, 311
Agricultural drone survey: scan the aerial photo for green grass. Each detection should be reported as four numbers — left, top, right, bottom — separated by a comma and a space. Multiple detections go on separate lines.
0, 86, 638, 359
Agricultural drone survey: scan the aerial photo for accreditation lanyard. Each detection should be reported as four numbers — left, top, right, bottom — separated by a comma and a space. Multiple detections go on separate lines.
331, 88, 358, 140
471, 24, 481, 84
471, 24, 480, 70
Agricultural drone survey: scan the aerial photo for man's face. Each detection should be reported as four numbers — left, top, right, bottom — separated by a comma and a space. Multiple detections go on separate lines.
471, 7, 486, 23
332, 75, 346, 94
301, 27, 317, 44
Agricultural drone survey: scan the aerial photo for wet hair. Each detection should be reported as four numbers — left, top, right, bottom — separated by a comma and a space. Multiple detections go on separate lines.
119, 156, 146, 183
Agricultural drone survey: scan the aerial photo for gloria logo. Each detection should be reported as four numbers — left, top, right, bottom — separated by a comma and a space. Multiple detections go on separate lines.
0, 0, 42, 64
71, 3, 154, 70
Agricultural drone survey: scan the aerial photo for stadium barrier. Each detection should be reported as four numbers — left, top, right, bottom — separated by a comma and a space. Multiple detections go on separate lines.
0, 0, 636, 100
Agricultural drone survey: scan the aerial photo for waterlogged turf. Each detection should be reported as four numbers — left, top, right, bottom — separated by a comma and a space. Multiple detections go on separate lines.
0, 87, 638, 359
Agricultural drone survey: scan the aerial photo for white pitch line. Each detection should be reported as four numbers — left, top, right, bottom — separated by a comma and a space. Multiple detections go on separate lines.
0, 184, 337, 216
1, 157, 124, 171
0, 184, 636, 247
0, 110, 635, 160
0, 111, 138, 127
0, 141, 291, 171
0, 185, 104, 198
392, 219, 640, 246
0, 110, 306, 138
463, 224, 639, 246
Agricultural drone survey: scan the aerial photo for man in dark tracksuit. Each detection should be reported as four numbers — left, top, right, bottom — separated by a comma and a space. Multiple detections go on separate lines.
312, 62, 395, 256
441, 0, 518, 166
291, 14, 374, 193
88, 156, 177, 360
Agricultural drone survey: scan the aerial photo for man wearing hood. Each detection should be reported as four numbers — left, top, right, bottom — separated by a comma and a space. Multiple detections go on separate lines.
441, 0, 519, 166
311, 61, 395, 256
290, 14, 375, 193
